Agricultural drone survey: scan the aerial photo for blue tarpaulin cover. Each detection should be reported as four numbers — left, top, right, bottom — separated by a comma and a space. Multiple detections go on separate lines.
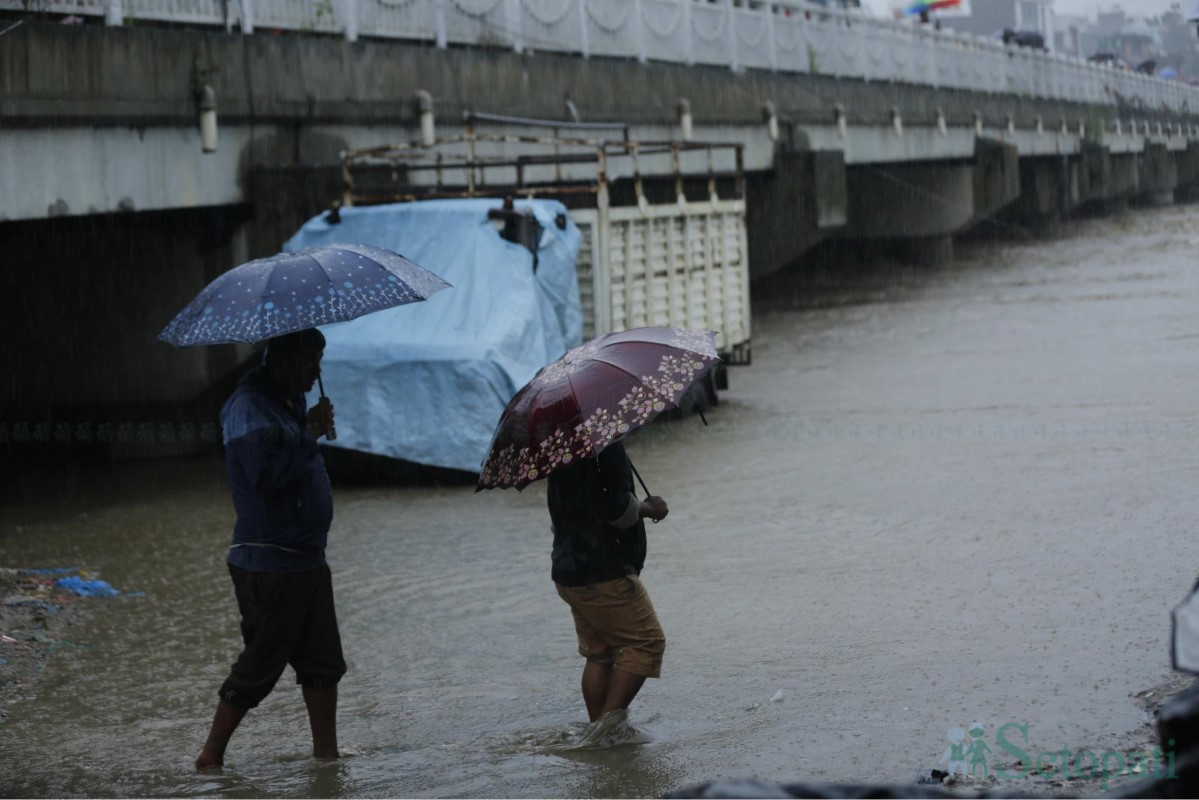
284, 199, 583, 472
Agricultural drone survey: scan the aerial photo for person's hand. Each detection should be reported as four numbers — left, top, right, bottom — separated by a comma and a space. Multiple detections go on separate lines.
307, 397, 334, 439
641, 496, 669, 524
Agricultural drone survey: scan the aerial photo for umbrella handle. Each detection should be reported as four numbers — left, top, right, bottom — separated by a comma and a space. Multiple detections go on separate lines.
623, 455, 661, 525
317, 375, 337, 441
627, 457, 651, 497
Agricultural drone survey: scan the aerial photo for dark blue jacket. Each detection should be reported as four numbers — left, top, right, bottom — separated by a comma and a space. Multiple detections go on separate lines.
220, 367, 333, 572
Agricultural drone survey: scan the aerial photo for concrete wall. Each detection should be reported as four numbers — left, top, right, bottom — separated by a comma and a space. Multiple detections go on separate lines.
4, 21, 1136, 132
7, 21, 1195, 225
746, 148, 847, 281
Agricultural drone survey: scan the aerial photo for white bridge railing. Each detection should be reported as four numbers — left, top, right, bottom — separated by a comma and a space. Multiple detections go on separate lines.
8, 0, 1199, 116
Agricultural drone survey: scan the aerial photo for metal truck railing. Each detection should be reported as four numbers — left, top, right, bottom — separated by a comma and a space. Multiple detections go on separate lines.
339, 115, 751, 365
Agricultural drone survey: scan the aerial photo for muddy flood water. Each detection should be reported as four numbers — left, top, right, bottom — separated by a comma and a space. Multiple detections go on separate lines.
4, 206, 1199, 798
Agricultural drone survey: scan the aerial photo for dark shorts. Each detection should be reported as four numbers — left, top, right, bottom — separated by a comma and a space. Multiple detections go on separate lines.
218, 564, 346, 710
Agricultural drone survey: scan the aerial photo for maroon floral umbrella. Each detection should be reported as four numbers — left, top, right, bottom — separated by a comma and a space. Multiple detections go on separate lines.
477, 327, 719, 491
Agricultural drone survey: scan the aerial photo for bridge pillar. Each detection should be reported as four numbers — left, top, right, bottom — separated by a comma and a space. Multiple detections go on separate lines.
841, 138, 1019, 257
1076, 143, 1111, 206
1010, 156, 1065, 231
1137, 142, 1178, 206
1175, 142, 1199, 200
1068, 144, 1143, 216
245, 165, 344, 260
892, 235, 955, 265
1105, 153, 1140, 212
1007, 153, 1110, 233
746, 149, 847, 281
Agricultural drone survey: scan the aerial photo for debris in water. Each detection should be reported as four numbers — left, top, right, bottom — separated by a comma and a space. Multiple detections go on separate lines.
55, 577, 119, 597
770, 690, 784, 703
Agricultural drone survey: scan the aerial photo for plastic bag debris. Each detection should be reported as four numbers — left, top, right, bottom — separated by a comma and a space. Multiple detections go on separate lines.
55, 577, 119, 597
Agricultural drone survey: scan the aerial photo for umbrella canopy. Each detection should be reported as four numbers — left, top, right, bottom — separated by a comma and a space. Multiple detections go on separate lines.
157, 243, 451, 347
477, 327, 719, 491
1173, 589, 1199, 674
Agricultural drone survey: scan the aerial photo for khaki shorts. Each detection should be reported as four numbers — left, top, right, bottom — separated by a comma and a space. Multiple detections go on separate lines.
555, 574, 666, 678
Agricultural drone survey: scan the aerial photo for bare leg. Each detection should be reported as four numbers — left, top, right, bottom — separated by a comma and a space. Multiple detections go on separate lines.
302, 686, 339, 759
581, 659, 613, 722
196, 699, 248, 769
600, 668, 647, 717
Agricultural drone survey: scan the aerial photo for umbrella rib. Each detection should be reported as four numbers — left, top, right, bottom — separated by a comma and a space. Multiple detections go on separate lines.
243, 263, 279, 344
585, 354, 643, 380
243, 250, 321, 340
584, 351, 692, 403
305, 249, 352, 323
562, 371, 594, 453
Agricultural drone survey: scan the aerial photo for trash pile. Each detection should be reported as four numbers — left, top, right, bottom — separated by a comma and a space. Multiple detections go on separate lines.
0, 566, 138, 723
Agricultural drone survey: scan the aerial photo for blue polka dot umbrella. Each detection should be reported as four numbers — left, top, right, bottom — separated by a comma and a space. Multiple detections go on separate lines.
157, 243, 450, 347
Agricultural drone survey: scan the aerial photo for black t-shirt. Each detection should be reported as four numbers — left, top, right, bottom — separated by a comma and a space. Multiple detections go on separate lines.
547, 441, 646, 587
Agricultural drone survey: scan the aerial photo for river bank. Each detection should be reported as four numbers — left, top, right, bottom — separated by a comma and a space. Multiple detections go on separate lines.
0, 565, 141, 729
0, 569, 87, 723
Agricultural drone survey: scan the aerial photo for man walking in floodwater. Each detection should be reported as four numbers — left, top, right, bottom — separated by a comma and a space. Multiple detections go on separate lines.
196, 328, 342, 769
548, 440, 669, 732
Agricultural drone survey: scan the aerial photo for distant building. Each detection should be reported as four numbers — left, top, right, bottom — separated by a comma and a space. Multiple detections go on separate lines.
1059, 6, 1191, 76
1111, 21, 1159, 68
1053, 13, 1086, 58
1087, 10, 1162, 69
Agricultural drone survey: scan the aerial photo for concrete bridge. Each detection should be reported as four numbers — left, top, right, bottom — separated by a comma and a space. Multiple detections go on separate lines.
4, 1, 1199, 452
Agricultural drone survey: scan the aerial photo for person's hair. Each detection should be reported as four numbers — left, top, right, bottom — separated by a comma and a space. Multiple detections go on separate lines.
264, 328, 325, 366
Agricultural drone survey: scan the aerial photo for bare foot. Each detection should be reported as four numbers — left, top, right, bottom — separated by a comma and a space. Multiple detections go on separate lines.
194, 750, 223, 770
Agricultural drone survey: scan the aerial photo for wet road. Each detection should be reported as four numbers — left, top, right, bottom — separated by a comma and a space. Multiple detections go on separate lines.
3, 206, 1199, 797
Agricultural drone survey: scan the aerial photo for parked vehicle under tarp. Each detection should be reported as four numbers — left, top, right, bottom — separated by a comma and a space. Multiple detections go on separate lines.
284, 198, 582, 473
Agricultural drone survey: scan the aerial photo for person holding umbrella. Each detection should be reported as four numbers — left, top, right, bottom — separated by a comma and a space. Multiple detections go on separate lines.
548, 440, 670, 728
157, 243, 450, 768
478, 326, 720, 734
195, 328, 342, 769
